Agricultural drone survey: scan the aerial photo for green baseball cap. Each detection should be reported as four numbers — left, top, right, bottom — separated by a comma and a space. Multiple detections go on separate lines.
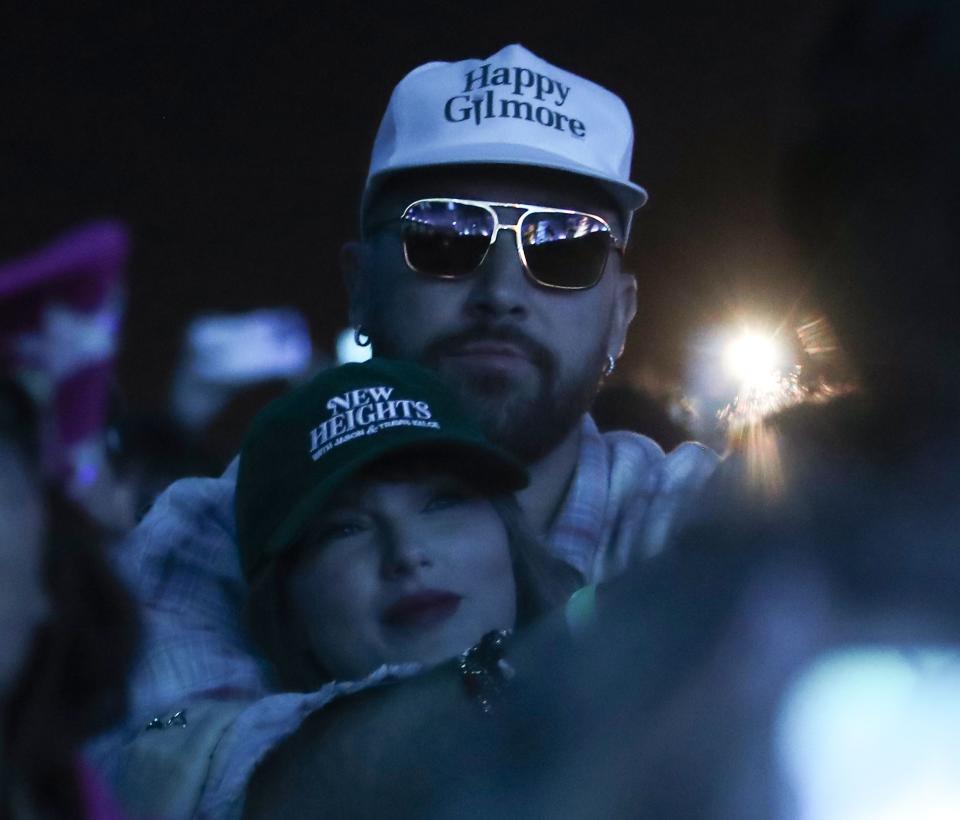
235, 358, 528, 580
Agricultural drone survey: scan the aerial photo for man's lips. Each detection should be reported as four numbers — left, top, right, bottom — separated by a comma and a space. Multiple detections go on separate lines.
442, 341, 533, 366
452, 341, 528, 357
424, 326, 553, 377
382, 590, 462, 629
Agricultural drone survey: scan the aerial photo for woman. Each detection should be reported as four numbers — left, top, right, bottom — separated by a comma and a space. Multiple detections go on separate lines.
0, 379, 138, 819
236, 358, 580, 693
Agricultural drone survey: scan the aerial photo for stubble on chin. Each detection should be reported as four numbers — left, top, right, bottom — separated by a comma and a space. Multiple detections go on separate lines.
373, 323, 604, 463
437, 356, 601, 464
439, 363, 537, 443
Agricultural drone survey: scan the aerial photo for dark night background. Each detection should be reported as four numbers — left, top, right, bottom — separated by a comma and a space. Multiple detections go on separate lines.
2, 1, 842, 434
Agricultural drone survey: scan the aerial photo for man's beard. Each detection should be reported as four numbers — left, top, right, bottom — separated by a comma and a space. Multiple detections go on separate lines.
406, 324, 606, 463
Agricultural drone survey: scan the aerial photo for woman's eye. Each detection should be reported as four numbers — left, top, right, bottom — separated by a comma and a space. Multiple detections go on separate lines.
423, 492, 467, 512
315, 521, 366, 542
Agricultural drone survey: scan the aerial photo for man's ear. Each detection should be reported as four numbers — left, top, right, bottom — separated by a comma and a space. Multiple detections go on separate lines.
607, 271, 638, 360
340, 240, 371, 328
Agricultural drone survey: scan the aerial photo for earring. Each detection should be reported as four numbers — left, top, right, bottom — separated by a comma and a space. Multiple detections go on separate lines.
603, 355, 616, 377
354, 326, 371, 347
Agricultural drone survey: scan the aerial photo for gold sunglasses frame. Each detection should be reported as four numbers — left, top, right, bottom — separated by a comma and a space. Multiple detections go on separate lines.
395, 197, 624, 291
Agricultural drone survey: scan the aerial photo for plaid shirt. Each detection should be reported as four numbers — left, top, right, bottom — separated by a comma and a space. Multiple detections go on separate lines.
89, 416, 717, 819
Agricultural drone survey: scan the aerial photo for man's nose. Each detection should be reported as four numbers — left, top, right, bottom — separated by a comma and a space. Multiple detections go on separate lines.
464, 228, 530, 321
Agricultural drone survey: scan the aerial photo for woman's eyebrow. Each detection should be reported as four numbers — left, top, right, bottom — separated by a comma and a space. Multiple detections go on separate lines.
321, 481, 372, 510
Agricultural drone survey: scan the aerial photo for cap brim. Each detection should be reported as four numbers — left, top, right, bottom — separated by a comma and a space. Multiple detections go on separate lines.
365, 141, 648, 217
258, 436, 528, 575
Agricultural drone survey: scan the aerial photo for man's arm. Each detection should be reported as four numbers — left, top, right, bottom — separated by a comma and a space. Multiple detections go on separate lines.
243, 609, 578, 819
243, 662, 493, 819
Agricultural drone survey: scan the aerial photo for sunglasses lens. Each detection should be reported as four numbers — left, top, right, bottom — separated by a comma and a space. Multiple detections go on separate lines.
521, 213, 612, 288
400, 201, 494, 277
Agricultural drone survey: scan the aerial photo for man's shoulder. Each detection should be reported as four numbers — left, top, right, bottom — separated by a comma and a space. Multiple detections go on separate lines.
577, 426, 719, 577
116, 459, 242, 601
660, 439, 721, 487
135, 458, 238, 538
599, 427, 719, 487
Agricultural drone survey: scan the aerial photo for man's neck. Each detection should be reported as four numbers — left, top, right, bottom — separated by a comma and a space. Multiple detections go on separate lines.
513, 419, 584, 536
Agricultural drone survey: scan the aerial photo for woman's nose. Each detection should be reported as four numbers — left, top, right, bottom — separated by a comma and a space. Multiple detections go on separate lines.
380, 531, 432, 579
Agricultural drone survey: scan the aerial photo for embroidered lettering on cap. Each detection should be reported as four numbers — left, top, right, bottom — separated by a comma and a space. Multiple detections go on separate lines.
309, 386, 438, 460
462, 63, 570, 105
443, 61, 585, 138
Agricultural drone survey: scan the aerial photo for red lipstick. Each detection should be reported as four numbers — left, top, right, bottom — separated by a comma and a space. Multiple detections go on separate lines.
382, 590, 462, 629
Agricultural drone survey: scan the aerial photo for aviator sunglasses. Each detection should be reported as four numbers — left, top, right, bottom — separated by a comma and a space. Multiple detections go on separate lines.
373, 198, 623, 291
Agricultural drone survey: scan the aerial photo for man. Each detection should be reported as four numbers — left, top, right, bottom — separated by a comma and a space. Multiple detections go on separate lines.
418, 4, 960, 818
90, 44, 717, 819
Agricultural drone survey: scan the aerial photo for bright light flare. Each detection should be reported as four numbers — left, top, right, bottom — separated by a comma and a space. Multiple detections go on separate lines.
723, 330, 784, 389
683, 320, 822, 472
717, 327, 801, 495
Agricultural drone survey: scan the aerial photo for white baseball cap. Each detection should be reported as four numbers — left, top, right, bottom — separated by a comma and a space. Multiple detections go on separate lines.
364, 44, 648, 217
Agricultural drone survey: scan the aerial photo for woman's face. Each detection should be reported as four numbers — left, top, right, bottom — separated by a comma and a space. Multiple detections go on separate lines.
288, 471, 516, 680
0, 440, 49, 697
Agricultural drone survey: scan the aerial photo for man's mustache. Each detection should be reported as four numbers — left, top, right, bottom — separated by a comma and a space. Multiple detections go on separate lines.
421, 325, 554, 374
